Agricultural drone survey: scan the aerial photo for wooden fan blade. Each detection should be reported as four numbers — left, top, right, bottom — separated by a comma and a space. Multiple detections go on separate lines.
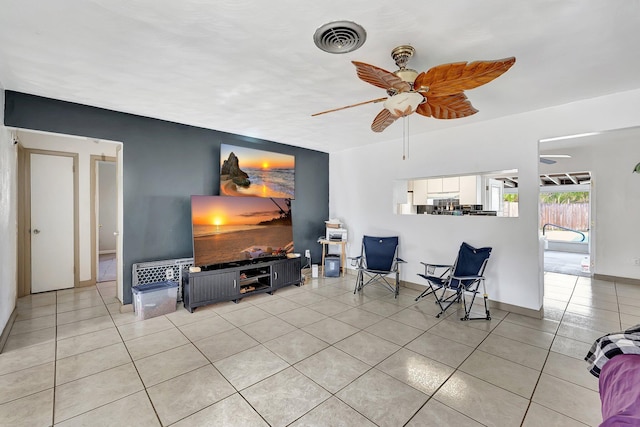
371, 109, 400, 132
352, 61, 412, 93
414, 57, 516, 97
311, 97, 387, 117
416, 93, 478, 119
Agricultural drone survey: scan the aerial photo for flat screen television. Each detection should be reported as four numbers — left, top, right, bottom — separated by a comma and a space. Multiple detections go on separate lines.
191, 195, 293, 268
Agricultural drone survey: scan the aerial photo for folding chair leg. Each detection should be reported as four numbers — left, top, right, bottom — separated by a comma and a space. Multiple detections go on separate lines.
415, 285, 439, 302
434, 287, 448, 318
460, 295, 491, 321
461, 292, 471, 321
460, 279, 491, 321
355, 270, 400, 298
394, 271, 400, 298
435, 288, 462, 318
482, 293, 491, 320
353, 270, 363, 295
435, 287, 450, 318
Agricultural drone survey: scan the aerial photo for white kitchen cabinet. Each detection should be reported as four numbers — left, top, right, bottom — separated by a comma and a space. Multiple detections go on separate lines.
459, 175, 482, 204
427, 178, 442, 193
442, 177, 460, 192
412, 179, 428, 205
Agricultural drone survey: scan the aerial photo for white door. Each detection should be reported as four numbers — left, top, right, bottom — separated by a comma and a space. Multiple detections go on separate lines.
31, 153, 75, 292
487, 178, 504, 216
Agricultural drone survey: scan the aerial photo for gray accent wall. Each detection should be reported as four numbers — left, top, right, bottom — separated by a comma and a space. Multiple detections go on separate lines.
5, 91, 329, 304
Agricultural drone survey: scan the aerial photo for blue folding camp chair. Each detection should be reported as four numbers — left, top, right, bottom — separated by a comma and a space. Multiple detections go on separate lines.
415, 242, 492, 320
351, 236, 405, 298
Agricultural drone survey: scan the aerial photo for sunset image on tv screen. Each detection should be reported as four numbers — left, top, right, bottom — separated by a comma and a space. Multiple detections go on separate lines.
191, 195, 293, 267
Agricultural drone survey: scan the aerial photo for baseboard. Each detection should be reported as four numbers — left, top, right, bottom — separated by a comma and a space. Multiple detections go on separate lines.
400, 279, 543, 319
490, 301, 543, 319
78, 279, 96, 288
594, 274, 640, 286
99, 250, 116, 255
352, 273, 545, 319
400, 280, 423, 292
0, 308, 18, 353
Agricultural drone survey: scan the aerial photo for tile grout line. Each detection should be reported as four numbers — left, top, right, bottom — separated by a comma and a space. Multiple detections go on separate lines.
401, 310, 509, 426
52, 284, 159, 425
519, 274, 583, 427
97, 282, 166, 426
52, 291, 58, 426
51, 288, 111, 424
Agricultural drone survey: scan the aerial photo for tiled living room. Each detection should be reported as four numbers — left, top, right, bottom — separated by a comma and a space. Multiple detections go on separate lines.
2, 270, 637, 426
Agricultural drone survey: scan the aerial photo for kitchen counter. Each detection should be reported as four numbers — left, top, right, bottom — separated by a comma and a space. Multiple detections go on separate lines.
426, 210, 497, 216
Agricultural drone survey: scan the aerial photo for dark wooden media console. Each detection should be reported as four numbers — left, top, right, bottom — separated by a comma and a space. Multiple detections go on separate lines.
182, 256, 302, 312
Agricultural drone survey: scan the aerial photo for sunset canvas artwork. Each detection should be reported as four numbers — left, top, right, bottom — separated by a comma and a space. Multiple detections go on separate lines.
191, 195, 293, 267
219, 144, 295, 199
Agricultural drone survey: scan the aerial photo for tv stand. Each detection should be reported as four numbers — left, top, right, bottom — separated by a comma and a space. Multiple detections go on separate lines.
182, 257, 302, 312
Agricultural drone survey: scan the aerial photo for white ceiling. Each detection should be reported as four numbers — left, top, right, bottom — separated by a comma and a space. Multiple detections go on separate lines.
1, 0, 639, 153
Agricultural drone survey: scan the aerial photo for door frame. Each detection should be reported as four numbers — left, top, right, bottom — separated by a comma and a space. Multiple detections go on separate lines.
539, 178, 593, 275
91, 155, 117, 284
19, 149, 79, 294
17, 145, 27, 297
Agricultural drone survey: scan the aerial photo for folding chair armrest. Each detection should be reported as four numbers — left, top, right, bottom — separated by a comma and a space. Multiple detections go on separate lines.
420, 262, 453, 277
450, 274, 484, 281
420, 262, 452, 269
349, 256, 363, 267
388, 258, 406, 273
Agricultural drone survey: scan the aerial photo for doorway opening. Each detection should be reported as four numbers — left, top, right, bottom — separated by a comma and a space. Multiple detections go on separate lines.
94, 158, 117, 283
15, 129, 123, 297
539, 172, 591, 276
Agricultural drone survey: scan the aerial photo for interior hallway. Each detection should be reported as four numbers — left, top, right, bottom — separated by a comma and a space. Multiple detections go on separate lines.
1, 271, 639, 426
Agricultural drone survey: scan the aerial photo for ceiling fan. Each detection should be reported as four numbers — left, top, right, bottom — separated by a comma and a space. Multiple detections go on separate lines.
312, 45, 516, 133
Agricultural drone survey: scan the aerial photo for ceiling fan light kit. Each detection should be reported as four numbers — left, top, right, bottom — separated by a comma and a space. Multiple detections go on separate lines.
313, 44, 516, 134
383, 92, 424, 117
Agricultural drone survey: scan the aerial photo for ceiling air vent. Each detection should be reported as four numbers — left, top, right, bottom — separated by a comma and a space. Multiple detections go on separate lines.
313, 21, 366, 54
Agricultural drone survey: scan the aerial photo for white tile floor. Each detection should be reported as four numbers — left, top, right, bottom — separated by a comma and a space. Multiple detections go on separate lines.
2, 272, 639, 426
98, 253, 117, 283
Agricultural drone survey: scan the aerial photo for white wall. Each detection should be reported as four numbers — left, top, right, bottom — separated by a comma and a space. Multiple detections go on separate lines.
540, 127, 640, 280
331, 89, 640, 311
0, 88, 18, 332
17, 130, 119, 283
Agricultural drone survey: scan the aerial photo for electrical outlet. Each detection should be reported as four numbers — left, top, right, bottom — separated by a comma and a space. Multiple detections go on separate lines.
165, 268, 175, 280
633, 258, 640, 266
305, 249, 311, 258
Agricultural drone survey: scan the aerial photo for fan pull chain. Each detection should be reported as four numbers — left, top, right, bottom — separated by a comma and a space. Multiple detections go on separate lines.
402, 116, 410, 160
